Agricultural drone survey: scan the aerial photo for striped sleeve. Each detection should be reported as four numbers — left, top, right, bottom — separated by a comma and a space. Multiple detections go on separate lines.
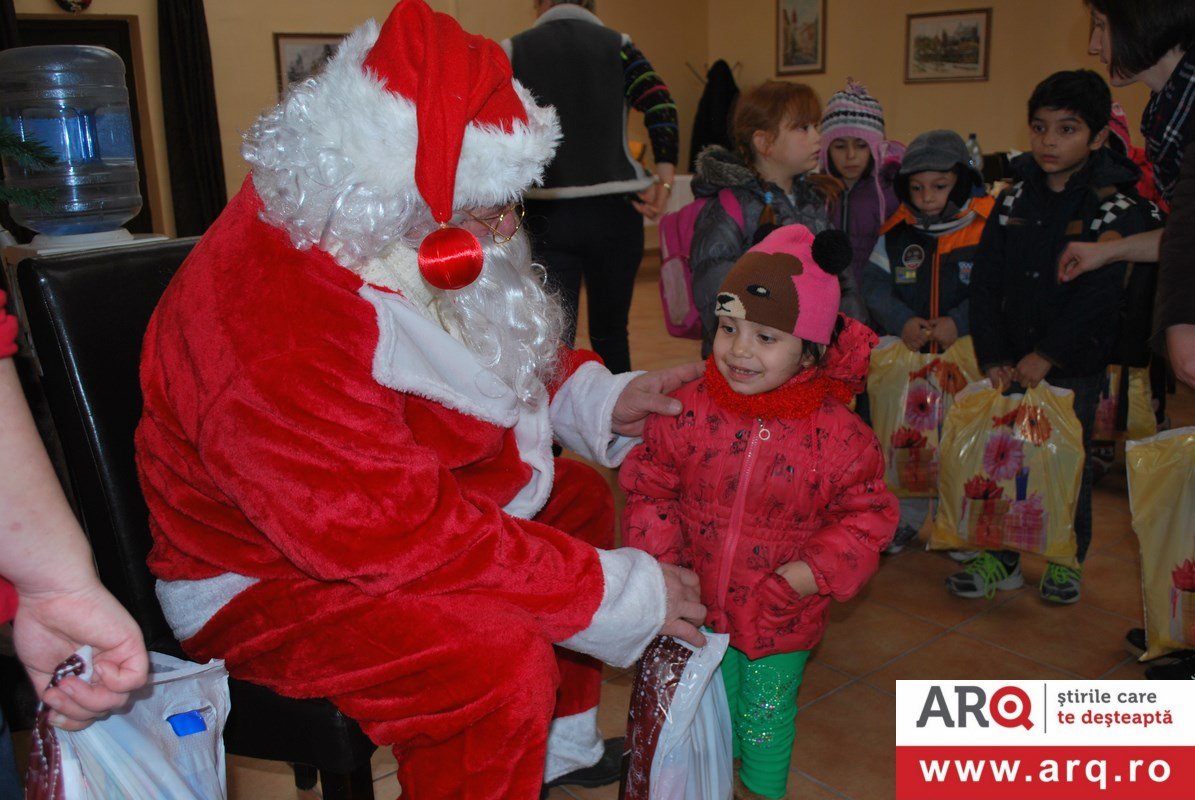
1, 289, 18, 359
621, 41, 678, 166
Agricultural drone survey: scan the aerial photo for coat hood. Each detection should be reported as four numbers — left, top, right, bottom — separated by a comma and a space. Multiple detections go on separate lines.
817, 315, 877, 395
692, 145, 756, 195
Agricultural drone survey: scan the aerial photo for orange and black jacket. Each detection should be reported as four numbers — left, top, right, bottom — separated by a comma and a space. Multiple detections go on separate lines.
861, 194, 995, 343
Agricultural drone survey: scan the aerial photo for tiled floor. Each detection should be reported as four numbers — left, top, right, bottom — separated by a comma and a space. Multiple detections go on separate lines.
218, 257, 1195, 798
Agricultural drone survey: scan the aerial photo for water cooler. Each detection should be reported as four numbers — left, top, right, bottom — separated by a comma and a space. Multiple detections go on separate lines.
0, 44, 168, 357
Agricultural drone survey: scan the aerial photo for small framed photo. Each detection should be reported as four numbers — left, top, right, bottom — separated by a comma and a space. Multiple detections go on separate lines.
905, 9, 992, 83
776, 0, 826, 76
274, 33, 345, 98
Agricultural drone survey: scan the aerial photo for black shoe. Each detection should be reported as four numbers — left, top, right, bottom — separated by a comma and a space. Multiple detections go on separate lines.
1145, 658, 1195, 679
883, 524, 921, 555
1124, 627, 1195, 664
542, 736, 623, 795
1125, 627, 1147, 657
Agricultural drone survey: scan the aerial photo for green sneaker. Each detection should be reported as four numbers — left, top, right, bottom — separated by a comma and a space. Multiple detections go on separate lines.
945, 551, 1024, 599
1040, 562, 1082, 604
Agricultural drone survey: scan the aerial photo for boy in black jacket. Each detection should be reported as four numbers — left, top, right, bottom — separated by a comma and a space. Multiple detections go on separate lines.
951, 70, 1162, 604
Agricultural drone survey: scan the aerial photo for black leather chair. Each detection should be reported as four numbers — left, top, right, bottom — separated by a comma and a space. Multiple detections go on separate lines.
14, 239, 378, 799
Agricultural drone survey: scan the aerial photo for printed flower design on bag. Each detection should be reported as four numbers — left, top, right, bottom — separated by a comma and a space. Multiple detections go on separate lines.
964, 475, 1004, 500
940, 383, 1083, 559
877, 342, 979, 498
1172, 559, 1195, 646
961, 421, 1048, 550
1004, 492, 1046, 551
983, 432, 1024, 481
934, 360, 969, 396
891, 427, 928, 449
962, 474, 1009, 548
904, 379, 941, 431
1014, 405, 1053, 446
991, 409, 1020, 428
887, 359, 963, 493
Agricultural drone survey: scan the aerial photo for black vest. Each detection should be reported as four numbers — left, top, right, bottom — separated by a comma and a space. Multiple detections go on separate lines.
510, 18, 642, 193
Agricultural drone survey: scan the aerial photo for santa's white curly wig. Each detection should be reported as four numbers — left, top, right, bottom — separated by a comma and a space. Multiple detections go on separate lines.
241, 17, 560, 269
241, 10, 566, 404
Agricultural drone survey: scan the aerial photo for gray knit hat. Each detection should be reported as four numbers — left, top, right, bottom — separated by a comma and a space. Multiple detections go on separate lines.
894, 129, 983, 209
900, 130, 974, 176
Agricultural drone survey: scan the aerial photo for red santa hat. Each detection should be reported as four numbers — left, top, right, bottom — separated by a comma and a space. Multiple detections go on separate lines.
243, 0, 560, 286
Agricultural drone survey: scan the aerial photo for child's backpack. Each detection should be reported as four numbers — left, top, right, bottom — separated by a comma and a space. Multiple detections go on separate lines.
658, 188, 745, 339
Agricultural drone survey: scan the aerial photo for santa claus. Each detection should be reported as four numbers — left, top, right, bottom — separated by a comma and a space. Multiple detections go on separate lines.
134, 1, 705, 797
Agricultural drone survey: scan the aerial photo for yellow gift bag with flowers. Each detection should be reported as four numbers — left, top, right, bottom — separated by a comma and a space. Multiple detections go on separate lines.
1126, 427, 1195, 661
1093, 365, 1157, 442
930, 381, 1084, 567
867, 336, 981, 498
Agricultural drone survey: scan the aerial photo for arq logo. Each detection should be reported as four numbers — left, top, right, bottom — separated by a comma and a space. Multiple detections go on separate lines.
916, 684, 1034, 730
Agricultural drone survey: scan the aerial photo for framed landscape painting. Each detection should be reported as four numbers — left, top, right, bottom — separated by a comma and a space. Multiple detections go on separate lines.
905, 9, 991, 83
776, 0, 826, 76
274, 33, 345, 98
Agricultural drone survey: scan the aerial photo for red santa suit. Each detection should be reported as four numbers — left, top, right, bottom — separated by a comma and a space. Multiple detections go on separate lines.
135, 3, 667, 797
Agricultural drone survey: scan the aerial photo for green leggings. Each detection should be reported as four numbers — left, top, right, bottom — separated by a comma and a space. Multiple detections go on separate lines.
721, 646, 810, 799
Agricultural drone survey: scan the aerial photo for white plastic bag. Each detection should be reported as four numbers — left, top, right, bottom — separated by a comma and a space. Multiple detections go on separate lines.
622, 633, 732, 800
25, 648, 230, 800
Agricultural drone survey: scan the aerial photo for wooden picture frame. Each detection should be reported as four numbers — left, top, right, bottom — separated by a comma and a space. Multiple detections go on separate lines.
776, 0, 826, 76
274, 33, 345, 98
905, 8, 991, 83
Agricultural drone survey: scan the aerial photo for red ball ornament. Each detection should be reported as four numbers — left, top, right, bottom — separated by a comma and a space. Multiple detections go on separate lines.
417, 225, 485, 290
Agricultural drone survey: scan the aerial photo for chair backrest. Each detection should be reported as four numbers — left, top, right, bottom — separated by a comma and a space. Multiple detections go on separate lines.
17, 238, 199, 654
17, 239, 380, 784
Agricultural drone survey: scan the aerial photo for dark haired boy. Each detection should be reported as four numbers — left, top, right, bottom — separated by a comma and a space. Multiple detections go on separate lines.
952, 69, 1163, 604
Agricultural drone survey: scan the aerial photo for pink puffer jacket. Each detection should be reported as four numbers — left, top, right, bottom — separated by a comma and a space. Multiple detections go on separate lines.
621, 318, 898, 659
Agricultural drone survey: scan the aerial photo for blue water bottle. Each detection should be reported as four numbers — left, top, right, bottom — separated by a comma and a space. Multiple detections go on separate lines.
0, 45, 142, 237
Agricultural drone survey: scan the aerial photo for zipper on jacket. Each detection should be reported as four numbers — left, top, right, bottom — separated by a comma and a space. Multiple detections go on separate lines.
717, 417, 769, 606
929, 248, 941, 355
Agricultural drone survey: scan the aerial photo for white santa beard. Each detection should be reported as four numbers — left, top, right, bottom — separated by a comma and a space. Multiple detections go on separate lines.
358, 231, 564, 406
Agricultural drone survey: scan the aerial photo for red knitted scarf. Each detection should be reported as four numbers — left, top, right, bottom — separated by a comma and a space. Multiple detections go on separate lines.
703, 357, 854, 420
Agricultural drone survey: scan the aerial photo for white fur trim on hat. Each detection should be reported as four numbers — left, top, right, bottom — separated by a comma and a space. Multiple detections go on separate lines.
243, 19, 561, 267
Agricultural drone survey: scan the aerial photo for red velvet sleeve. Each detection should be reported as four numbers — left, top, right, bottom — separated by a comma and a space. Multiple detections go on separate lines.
1, 289, 18, 359
175, 346, 604, 641
619, 410, 686, 565
799, 405, 899, 601
0, 577, 16, 624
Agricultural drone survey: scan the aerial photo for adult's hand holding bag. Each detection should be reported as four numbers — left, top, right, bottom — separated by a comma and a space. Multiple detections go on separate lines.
25, 648, 230, 799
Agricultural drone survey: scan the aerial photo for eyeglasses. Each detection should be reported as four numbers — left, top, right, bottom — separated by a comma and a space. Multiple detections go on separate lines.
463, 203, 525, 244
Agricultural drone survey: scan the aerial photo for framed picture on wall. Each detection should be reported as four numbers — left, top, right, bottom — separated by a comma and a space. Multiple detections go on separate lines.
905, 8, 991, 83
274, 33, 345, 98
776, 0, 826, 75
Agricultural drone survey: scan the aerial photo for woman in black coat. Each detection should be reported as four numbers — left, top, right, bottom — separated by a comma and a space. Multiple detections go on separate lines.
1058, 0, 1195, 389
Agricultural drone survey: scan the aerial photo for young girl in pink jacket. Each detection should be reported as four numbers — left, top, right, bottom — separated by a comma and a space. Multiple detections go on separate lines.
621, 226, 898, 800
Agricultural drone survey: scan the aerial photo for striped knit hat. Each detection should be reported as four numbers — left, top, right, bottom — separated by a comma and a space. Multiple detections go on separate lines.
818, 78, 886, 175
